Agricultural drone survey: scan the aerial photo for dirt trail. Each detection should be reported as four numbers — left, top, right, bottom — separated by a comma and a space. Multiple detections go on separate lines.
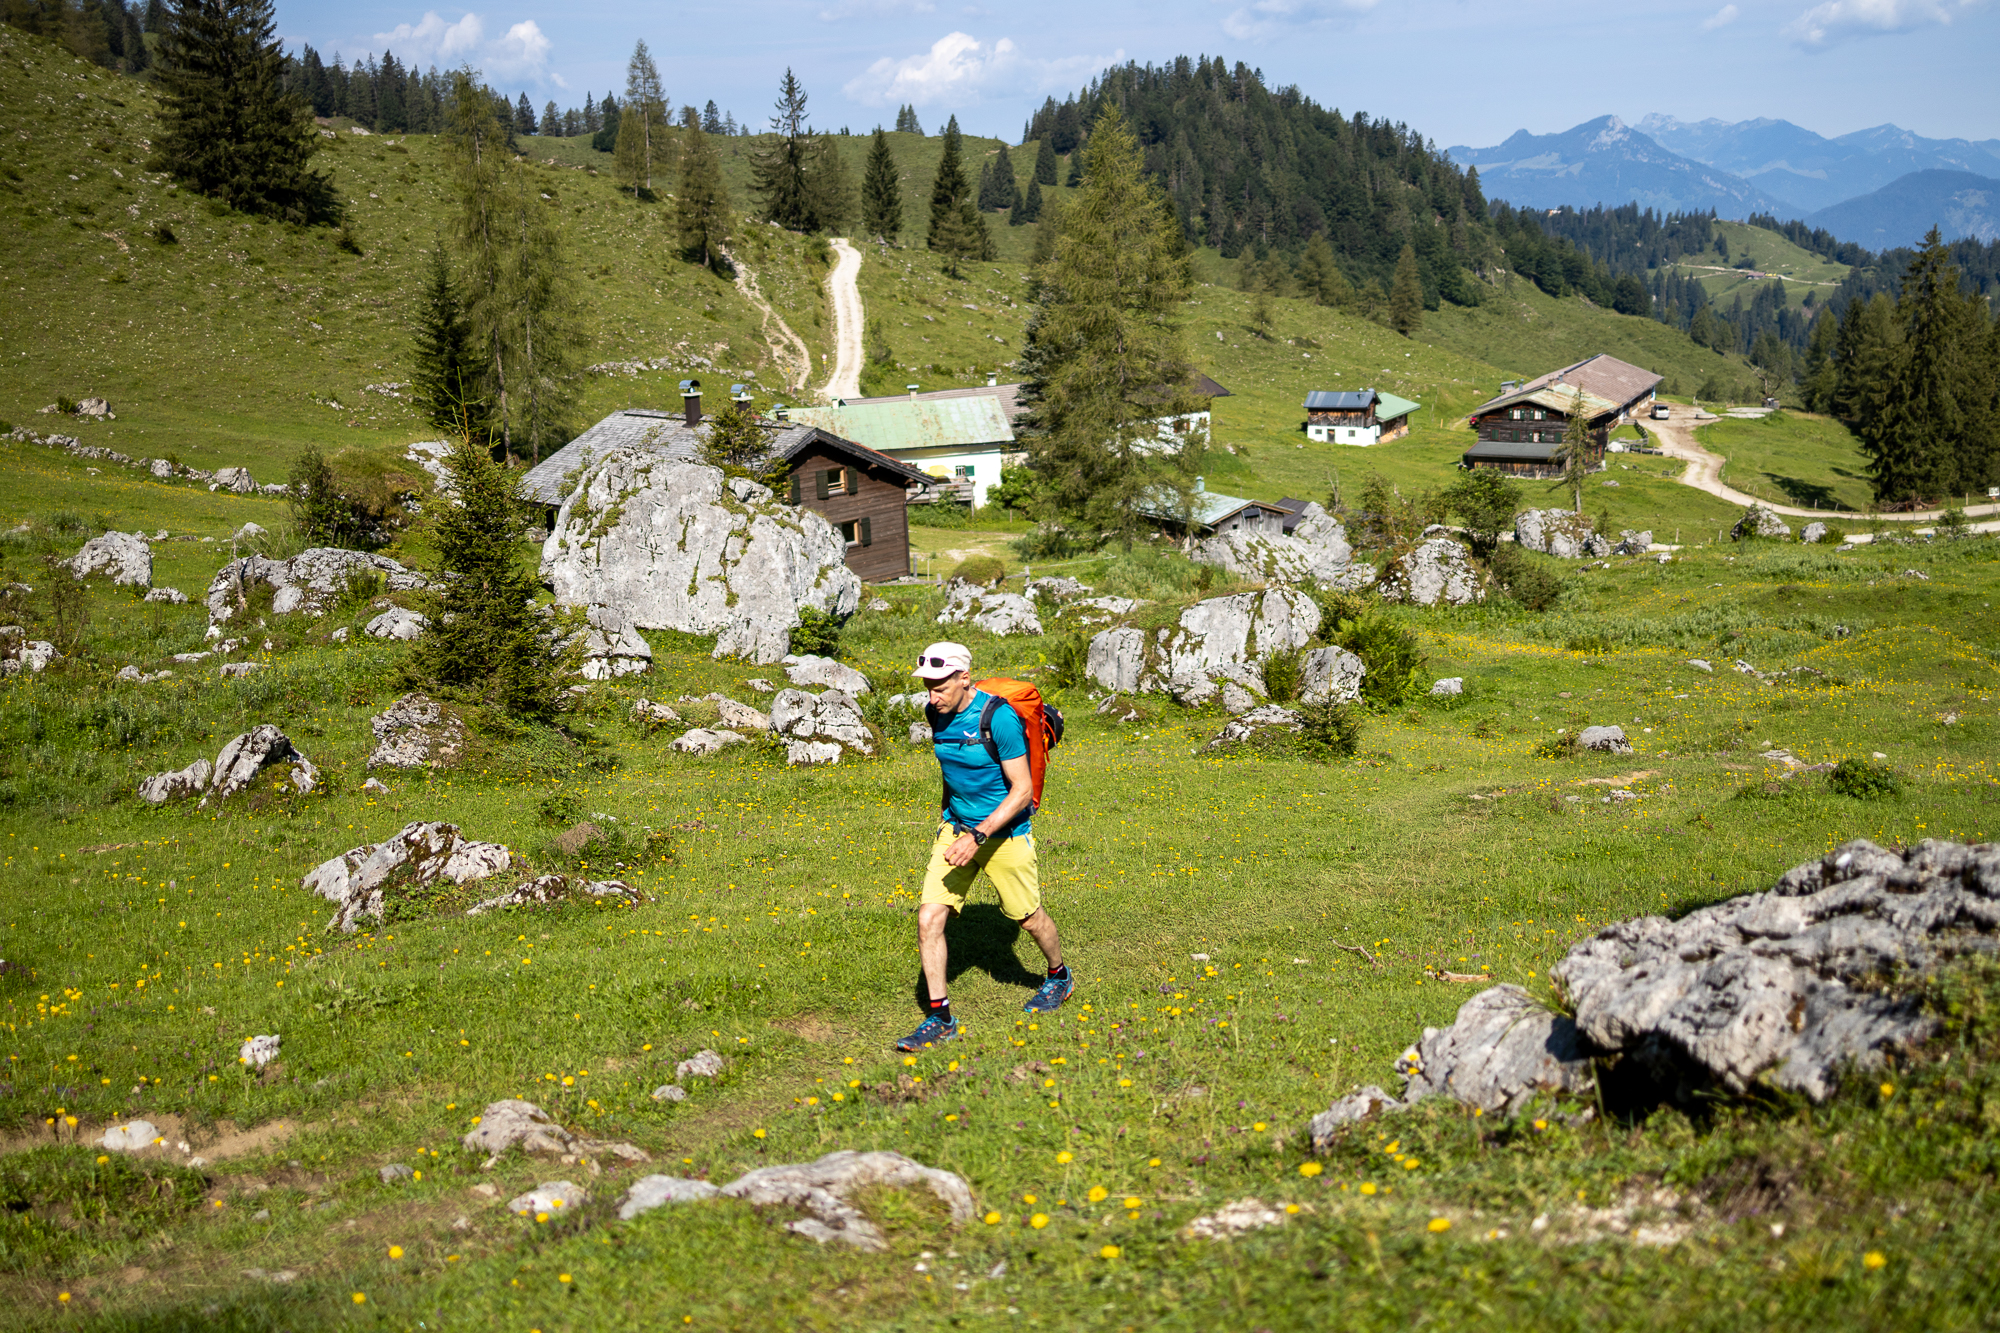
724, 250, 811, 394
1647, 405, 2000, 528
821, 238, 865, 402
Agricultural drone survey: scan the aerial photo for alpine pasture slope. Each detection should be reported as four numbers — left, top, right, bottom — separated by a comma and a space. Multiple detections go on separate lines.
4, 26, 2000, 1333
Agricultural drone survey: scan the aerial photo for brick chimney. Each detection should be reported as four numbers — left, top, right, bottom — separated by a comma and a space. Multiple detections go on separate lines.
679, 378, 702, 427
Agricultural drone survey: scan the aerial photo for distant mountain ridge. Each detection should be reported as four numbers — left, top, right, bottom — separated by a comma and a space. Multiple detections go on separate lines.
1636, 113, 2000, 214
1447, 116, 1790, 218
1804, 170, 2000, 250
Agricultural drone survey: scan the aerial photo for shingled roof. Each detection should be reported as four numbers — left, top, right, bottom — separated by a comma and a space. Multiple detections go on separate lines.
1472, 353, 1661, 419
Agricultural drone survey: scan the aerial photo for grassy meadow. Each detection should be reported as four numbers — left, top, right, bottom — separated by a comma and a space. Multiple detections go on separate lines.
6, 25, 2000, 1331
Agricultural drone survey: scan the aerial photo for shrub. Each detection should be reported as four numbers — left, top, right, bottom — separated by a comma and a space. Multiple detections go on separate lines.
1828, 758, 1902, 799
1534, 733, 1579, 759
949, 556, 1006, 587
1565, 633, 1612, 655
1334, 616, 1426, 709
150, 221, 178, 244
1012, 521, 1089, 560
909, 501, 973, 529
1044, 633, 1088, 691
1309, 589, 1370, 640
1295, 700, 1362, 759
1490, 543, 1563, 611
1262, 647, 1303, 703
789, 606, 845, 658
1816, 527, 1848, 546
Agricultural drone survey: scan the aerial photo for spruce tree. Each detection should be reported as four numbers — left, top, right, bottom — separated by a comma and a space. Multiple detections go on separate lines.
1011, 176, 1040, 226
582, 91, 598, 134
1863, 229, 1996, 504
1388, 243, 1423, 337
927, 116, 987, 273
410, 242, 490, 439
613, 106, 645, 198
805, 132, 854, 232
675, 106, 729, 269
401, 439, 567, 721
988, 142, 1016, 210
348, 57, 377, 128
1065, 147, 1083, 186
1298, 233, 1351, 308
623, 41, 666, 189
591, 93, 618, 151
752, 69, 814, 230
1017, 104, 1200, 550
153, 0, 337, 225
1033, 136, 1057, 186
538, 100, 558, 136
1800, 308, 1839, 414
861, 127, 901, 242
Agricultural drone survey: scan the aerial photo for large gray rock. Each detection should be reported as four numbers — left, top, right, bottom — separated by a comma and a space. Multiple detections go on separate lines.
467, 875, 639, 915
1298, 646, 1366, 705
1395, 984, 1596, 1116
1802, 521, 1829, 544
770, 688, 873, 759
539, 451, 860, 665
364, 607, 428, 640
1612, 529, 1654, 555
619, 1175, 719, 1220
368, 693, 465, 770
138, 758, 211, 804
1577, 724, 1633, 753
143, 586, 188, 604
936, 581, 1043, 637
1304, 1086, 1402, 1148
1188, 503, 1372, 589
1430, 677, 1464, 698
669, 727, 749, 755
1555, 838, 2000, 1100
1085, 589, 1321, 705
1203, 704, 1302, 751
718, 1150, 975, 1251
462, 1099, 575, 1158
1733, 505, 1792, 540
784, 654, 870, 694
707, 695, 772, 731
568, 605, 653, 679
212, 466, 257, 494
69, 531, 152, 587
301, 820, 514, 932
206, 549, 425, 626
1515, 509, 1597, 559
203, 725, 318, 804
1378, 536, 1482, 606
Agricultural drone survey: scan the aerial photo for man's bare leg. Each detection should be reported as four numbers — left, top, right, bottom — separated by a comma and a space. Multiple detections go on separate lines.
1020, 907, 1063, 970
918, 903, 953, 1003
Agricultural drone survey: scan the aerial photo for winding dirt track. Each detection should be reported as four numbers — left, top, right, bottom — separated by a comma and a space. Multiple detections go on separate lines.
722, 248, 812, 393
821, 238, 865, 403
1647, 404, 1999, 529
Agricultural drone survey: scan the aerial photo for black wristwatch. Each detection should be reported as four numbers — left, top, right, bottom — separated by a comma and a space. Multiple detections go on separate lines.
969, 829, 989, 846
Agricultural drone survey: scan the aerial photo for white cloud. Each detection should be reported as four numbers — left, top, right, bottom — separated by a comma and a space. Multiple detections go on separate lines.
842, 31, 1121, 106
367, 11, 556, 82
1784, 0, 1985, 47
1700, 3, 1740, 29
1222, 0, 1379, 42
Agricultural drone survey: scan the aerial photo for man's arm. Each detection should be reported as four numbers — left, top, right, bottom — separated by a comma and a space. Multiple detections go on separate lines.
942, 753, 1033, 867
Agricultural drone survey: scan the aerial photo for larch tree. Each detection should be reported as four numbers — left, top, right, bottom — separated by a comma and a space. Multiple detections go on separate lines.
410, 241, 490, 440
1553, 385, 1594, 514
752, 69, 814, 230
153, 0, 337, 224
861, 127, 901, 242
1016, 104, 1202, 550
675, 106, 730, 269
623, 39, 666, 190
1388, 242, 1424, 336
613, 105, 646, 198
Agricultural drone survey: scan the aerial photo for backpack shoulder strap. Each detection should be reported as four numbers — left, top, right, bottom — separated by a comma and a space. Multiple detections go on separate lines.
977, 695, 1003, 766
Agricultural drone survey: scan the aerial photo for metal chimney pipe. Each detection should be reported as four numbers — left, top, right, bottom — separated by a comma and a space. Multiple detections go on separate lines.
986, 373, 996, 387
679, 378, 702, 427
907, 384, 920, 399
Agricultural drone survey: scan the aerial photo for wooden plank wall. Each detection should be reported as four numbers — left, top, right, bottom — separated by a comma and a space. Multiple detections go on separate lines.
787, 447, 911, 583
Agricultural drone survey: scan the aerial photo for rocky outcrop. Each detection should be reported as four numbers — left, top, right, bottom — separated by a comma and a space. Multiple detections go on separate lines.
212, 466, 257, 494
1025, 576, 1089, 600
936, 580, 1043, 637
202, 725, 319, 805
567, 605, 653, 679
143, 586, 188, 604
1733, 505, 1792, 541
669, 728, 749, 755
1188, 504, 1372, 589
467, 875, 640, 915
539, 450, 860, 665
1298, 646, 1366, 705
364, 607, 428, 640
138, 758, 211, 804
1577, 724, 1633, 754
301, 820, 514, 932
770, 688, 873, 763
631, 698, 681, 727
1515, 510, 1606, 559
0, 627, 57, 674
718, 1150, 976, 1251
1378, 536, 1483, 607
1085, 589, 1321, 706
1430, 677, 1464, 698
1802, 521, 1829, 544
68, 531, 152, 587
1612, 530, 1654, 556
707, 695, 772, 731
1396, 985, 1595, 1116
1203, 704, 1303, 751
368, 693, 465, 770
206, 549, 426, 626
783, 654, 870, 694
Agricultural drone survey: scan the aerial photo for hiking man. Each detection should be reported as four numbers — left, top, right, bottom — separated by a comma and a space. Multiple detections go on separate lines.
899, 641, 1072, 1051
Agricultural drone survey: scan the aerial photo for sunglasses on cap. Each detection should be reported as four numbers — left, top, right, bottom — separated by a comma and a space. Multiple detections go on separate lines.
917, 656, 961, 670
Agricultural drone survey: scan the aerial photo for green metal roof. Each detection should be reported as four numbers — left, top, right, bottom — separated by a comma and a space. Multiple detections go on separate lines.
1133, 484, 1284, 529
1374, 391, 1421, 421
783, 397, 1013, 454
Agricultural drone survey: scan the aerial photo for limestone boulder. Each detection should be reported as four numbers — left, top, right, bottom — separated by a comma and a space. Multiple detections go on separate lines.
718, 1150, 975, 1251
212, 466, 257, 494
467, 875, 640, 915
631, 698, 681, 727
936, 580, 1043, 637
68, 531, 152, 587
784, 654, 870, 694
706, 695, 772, 732
1430, 677, 1464, 698
1395, 984, 1596, 1116
1578, 725, 1633, 754
1514, 509, 1597, 559
670, 728, 749, 756
1298, 646, 1366, 705
368, 693, 465, 770
1, 627, 57, 675
461, 1099, 575, 1158
770, 688, 873, 761
1025, 576, 1090, 600
1802, 521, 1829, 544
1084, 589, 1321, 704
202, 725, 318, 804
567, 605, 652, 679
619, 1176, 719, 1220
143, 586, 188, 604
364, 607, 428, 640
302, 820, 514, 932
1379, 536, 1482, 607
1612, 530, 1654, 556
1188, 504, 1372, 589
539, 450, 860, 665
1733, 505, 1792, 540
206, 549, 426, 626
138, 758, 211, 804
1203, 704, 1303, 751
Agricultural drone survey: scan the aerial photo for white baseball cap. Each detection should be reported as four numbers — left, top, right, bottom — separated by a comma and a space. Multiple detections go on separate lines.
913, 641, 972, 680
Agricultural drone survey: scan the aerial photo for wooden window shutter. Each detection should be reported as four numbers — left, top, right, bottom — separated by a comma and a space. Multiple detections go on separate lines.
844, 467, 858, 495
815, 469, 830, 501
790, 473, 801, 503
859, 516, 872, 547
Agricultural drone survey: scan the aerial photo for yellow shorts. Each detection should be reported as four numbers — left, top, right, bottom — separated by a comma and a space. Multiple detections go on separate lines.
920, 824, 1041, 921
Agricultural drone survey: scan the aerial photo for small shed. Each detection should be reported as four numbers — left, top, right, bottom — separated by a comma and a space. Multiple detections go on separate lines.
1134, 478, 1289, 537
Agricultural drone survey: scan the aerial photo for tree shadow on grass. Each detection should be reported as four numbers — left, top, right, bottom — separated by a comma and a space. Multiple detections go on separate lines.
908, 904, 1045, 1010
1763, 473, 1841, 508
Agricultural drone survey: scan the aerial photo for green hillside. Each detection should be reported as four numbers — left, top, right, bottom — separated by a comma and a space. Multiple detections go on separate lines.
1660, 219, 1852, 316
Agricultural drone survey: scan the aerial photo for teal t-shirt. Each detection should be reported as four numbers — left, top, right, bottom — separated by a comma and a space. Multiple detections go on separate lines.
931, 690, 1032, 838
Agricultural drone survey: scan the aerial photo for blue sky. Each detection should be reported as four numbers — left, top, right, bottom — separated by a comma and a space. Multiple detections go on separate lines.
276, 0, 2000, 148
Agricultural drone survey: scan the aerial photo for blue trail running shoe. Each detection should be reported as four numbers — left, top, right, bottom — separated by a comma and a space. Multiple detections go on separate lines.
1024, 970, 1075, 1014
895, 1013, 961, 1052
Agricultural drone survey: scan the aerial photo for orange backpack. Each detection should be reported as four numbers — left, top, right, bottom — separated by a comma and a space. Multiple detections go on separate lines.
929, 679, 1066, 814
